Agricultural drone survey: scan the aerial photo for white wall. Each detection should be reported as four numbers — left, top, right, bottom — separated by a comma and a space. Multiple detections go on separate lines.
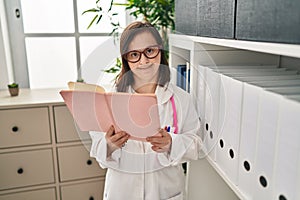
0, 0, 14, 90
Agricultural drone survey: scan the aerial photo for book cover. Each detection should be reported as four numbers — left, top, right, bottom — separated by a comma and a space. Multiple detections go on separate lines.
60, 82, 161, 141
176, 64, 186, 89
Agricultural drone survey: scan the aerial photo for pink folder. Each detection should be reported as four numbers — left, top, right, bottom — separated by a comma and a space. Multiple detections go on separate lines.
60, 90, 161, 141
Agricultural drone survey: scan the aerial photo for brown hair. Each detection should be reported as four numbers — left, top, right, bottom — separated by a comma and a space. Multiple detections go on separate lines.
115, 21, 170, 92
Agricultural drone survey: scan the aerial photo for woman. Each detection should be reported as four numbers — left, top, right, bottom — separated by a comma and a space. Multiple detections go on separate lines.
89, 21, 202, 200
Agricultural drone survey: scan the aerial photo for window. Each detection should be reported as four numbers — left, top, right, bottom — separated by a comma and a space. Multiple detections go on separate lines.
6, 0, 126, 89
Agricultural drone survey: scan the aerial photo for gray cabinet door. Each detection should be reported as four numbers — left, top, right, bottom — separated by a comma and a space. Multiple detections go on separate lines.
236, 0, 300, 44
175, 0, 198, 35
175, 0, 235, 38
197, 0, 235, 38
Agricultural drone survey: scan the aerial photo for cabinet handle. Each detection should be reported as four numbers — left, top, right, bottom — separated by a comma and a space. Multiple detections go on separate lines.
17, 168, 24, 174
89, 196, 94, 200
15, 9, 21, 18
86, 159, 92, 165
12, 126, 19, 132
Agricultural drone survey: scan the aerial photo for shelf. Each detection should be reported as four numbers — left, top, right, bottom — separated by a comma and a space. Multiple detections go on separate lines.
170, 33, 300, 200
170, 34, 300, 59
0, 88, 65, 108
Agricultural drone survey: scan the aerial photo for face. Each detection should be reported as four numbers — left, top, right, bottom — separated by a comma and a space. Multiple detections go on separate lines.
126, 31, 161, 85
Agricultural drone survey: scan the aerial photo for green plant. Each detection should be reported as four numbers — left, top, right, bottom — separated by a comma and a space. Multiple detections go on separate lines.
103, 57, 122, 74
7, 82, 19, 88
83, 0, 174, 42
82, 0, 175, 75
123, 0, 175, 49
76, 78, 85, 83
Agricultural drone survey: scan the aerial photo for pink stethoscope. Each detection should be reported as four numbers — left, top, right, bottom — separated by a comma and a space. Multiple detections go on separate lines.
170, 95, 178, 134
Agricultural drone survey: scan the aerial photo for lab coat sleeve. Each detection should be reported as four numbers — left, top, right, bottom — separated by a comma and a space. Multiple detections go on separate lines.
89, 131, 121, 169
158, 94, 203, 166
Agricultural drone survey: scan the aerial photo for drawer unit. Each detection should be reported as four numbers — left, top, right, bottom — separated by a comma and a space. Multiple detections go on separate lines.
0, 149, 55, 190
57, 145, 106, 182
0, 188, 56, 200
0, 89, 106, 200
0, 107, 51, 148
54, 106, 90, 143
61, 181, 104, 200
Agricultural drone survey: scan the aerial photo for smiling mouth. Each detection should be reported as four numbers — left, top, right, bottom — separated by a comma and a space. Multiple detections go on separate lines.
137, 64, 153, 70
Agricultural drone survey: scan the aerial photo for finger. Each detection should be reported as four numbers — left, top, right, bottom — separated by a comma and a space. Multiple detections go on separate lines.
150, 141, 171, 148
148, 135, 170, 143
114, 134, 130, 147
107, 133, 128, 148
151, 146, 165, 153
151, 145, 160, 152
106, 125, 115, 137
110, 131, 127, 143
159, 128, 169, 137
146, 132, 165, 142
146, 135, 162, 141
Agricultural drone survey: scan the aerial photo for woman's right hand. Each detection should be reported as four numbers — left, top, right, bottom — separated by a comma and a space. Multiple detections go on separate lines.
105, 125, 130, 155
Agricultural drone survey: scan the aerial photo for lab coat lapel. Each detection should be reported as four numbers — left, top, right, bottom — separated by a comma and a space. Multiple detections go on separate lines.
155, 84, 174, 105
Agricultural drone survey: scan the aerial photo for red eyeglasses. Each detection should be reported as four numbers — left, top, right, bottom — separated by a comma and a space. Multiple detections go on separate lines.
124, 45, 162, 63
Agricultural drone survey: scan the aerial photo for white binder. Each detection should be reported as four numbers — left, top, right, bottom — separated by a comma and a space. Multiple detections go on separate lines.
266, 86, 300, 95
204, 67, 222, 161
249, 79, 300, 87
202, 66, 281, 161
211, 69, 299, 186
237, 79, 300, 199
206, 65, 277, 69
238, 83, 263, 198
235, 75, 300, 82
222, 69, 297, 76
216, 74, 243, 185
252, 90, 283, 200
204, 67, 298, 165
196, 65, 207, 143
272, 97, 300, 200
213, 67, 286, 73
286, 94, 300, 101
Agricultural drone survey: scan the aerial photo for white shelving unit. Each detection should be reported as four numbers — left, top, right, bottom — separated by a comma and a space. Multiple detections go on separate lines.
169, 34, 300, 200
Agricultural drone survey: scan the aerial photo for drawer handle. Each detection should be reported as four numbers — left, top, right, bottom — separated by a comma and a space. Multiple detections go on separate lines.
87, 159, 93, 165
89, 196, 94, 200
17, 168, 24, 174
12, 126, 19, 132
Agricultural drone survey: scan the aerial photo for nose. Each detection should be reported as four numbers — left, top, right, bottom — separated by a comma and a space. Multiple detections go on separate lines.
139, 53, 149, 64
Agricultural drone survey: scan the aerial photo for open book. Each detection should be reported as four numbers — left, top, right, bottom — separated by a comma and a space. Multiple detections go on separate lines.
60, 82, 161, 141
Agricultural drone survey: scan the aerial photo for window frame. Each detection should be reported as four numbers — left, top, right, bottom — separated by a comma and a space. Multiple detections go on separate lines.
3, 0, 127, 88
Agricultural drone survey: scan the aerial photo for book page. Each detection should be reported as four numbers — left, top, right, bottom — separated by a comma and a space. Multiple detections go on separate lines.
68, 81, 105, 93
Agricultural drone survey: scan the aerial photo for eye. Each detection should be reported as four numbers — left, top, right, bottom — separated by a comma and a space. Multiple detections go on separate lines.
128, 51, 140, 59
145, 48, 155, 55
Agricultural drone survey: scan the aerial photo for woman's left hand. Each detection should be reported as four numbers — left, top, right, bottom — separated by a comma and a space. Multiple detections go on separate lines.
146, 128, 172, 153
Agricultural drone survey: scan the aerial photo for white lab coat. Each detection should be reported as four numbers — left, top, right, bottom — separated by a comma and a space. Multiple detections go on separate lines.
89, 83, 202, 200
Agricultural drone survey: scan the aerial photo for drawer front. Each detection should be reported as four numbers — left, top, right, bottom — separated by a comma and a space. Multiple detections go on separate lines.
0, 107, 51, 148
54, 106, 90, 143
0, 149, 55, 190
0, 188, 56, 200
57, 145, 106, 182
61, 181, 104, 200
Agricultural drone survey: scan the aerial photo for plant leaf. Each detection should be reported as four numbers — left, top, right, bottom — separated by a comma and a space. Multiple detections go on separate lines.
96, 14, 103, 24
87, 15, 99, 29
82, 8, 99, 15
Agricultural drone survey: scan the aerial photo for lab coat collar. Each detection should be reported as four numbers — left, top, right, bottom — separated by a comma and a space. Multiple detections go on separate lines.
128, 83, 174, 105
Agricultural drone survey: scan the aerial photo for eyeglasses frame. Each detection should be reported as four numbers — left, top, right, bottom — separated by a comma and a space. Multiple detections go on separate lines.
124, 45, 162, 63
